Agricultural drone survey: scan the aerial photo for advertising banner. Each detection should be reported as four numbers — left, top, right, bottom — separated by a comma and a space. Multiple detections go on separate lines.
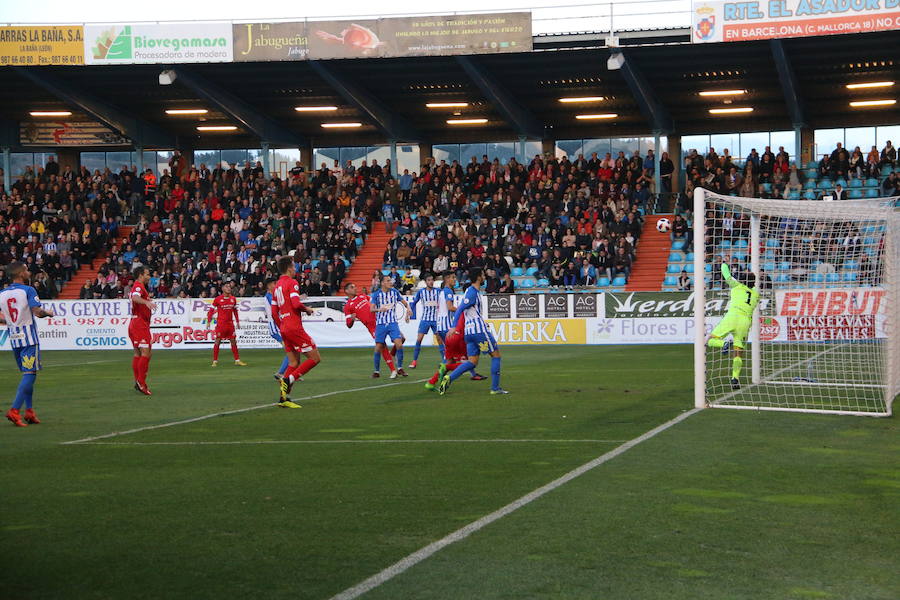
692, 1, 900, 44
515, 294, 540, 318
573, 293, 599, 318
487, 319, 586, 345
0, 26, 84, 66
485, 294, 512, 319
233, 22, 309, 62
19, 120, 129, 146
775, 287, 885, 317
84, 23, 233, 65
238, 12, 531, 62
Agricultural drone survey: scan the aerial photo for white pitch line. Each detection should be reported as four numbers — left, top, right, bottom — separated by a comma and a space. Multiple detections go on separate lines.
72, 439, 628, 446
61, 378, 427, 445
329, 407, 703, 600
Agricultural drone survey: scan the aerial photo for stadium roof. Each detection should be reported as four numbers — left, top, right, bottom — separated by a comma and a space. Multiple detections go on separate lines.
1, 29, 898, 149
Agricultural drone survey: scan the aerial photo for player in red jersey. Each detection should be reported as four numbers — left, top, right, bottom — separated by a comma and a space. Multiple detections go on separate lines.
207, 282, 247, 367
272, 256, 321, 407
343, 282, 397, 378
424, 314, 466, 391
128, 266, 156, 395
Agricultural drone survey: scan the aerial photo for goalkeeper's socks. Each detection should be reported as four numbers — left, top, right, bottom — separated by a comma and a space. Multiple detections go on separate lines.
490, 357, 501, 391
448, 361, 475, 382
707, 337, 725, 348
732, 356, 743, 379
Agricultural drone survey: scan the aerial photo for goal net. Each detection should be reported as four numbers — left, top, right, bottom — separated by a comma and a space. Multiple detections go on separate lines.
693, 188, 899, 416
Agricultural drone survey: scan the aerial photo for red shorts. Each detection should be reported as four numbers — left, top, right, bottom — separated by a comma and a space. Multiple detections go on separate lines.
281, 327, 316, 354
128, 321, 152, 349
215, 325, 236, 340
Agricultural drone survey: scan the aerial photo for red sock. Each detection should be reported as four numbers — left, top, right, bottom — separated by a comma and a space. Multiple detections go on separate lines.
230, 341, 239, 360
381, 348, 396, 371
138, 356, 150, 386
428, 370, 440, 385
295, 358, 319, 377
213, 344, 220, 361
132, 356, 140, 381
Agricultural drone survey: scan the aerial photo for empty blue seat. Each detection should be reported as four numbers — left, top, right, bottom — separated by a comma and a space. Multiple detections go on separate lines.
734, 239, 749, 248
761, 182, 773, 192
667, 264, 682, 274
866, 178, 878, 187
732, 251, 747, 262
536, 278, 549, 287
511, 267, 524, 276
597, 277, 610, 287
671, 240, 685, 250
381, 268, 391, 275
836, 177, 848, 187
804, 169, 817, 179
842, 272, 858, 282
520, 278, 535, 288
685, 252, 695, 262
664, 275, 678, 286
788, 190, 801, 200
311, 259, 320, 267
774, 274, 791, 283
612, 276, 627, 286
803, 179, 816, 189
825, 273, 840, 283
803, 191, 816, 200
355, 237, 364, 247
765, 238, 780, 248
849, 190, 863, 199
705, 263, 713, 272
764, 249, 777, 259
778, 261, 791, 271
820, 177, 833, 188
763, 261, 776, 272
685, 264, 695, 273
883, 165, 894, 174
809, 273, 825, 283
397, 269, 406, 276
849, 178, 862, 188
343, 259, 350, 268
718, 240, 732, 249
525, 266, 538, 276
843, 260, 859, 270
806, 160, 818, 169
669, 252, 682, 262
865, 189, 879, 198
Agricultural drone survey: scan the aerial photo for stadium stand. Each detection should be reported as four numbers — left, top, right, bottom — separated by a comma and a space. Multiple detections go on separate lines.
2, 141, 896, 296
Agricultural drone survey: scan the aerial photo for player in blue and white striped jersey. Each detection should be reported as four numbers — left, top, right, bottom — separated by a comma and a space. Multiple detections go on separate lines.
265, 279, 290, 381
433, 272, 486, 381
0, 262, 55, 427
438, 267, 507, 395
370, 275, 412, 378
409, 273, 440, 368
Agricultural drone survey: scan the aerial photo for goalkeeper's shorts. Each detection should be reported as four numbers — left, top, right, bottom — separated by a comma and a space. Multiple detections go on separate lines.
711, 313, 752, 349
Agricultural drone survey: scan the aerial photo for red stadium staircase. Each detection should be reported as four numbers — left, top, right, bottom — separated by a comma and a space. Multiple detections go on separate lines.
626, 215, 673, 291
342, 224, 392, 294
58, 226, 133, 299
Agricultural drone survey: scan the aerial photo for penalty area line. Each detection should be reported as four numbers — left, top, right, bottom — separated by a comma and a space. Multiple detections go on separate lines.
329, 406, 703, 600
61, 378, 427, 445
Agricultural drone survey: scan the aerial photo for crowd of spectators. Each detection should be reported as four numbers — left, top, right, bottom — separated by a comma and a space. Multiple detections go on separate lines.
683, 140, 899, 200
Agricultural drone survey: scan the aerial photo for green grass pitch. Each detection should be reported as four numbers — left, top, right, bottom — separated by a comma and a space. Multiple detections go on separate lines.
0, 345, 897, 599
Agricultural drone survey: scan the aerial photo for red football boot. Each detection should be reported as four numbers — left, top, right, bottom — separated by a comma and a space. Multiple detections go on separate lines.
5, 409, 27, 427
23, 409, 41, 424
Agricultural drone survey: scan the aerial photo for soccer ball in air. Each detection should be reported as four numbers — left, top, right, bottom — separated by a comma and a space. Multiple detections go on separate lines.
656, 218, 672, 233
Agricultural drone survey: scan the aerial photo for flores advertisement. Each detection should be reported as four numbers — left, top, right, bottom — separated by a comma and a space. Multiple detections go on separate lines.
84, 23, 233, 64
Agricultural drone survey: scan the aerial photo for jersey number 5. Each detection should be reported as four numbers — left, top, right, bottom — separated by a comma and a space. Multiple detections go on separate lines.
6, 298, 18, 322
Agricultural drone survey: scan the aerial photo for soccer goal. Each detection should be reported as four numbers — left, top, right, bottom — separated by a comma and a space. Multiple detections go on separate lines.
693, 188, 899, 416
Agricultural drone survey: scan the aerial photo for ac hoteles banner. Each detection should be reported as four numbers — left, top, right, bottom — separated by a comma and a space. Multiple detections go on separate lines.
692, 0, 900, 43
84, 23, 233, 64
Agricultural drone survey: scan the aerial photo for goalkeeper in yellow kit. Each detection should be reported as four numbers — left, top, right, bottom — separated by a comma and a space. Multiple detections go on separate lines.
707, 262, 760, 390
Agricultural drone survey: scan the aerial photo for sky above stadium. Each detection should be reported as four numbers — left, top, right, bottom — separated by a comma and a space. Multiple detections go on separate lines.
0, 0, 689, 35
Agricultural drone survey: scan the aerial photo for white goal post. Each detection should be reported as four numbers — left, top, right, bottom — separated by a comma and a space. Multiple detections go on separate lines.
693, 188, 899, 416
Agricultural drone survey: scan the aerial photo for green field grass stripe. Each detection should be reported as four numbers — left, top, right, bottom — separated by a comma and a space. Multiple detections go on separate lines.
329, 407, 703, 600
60, 378, 428, 445
73, 439, 629, 446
